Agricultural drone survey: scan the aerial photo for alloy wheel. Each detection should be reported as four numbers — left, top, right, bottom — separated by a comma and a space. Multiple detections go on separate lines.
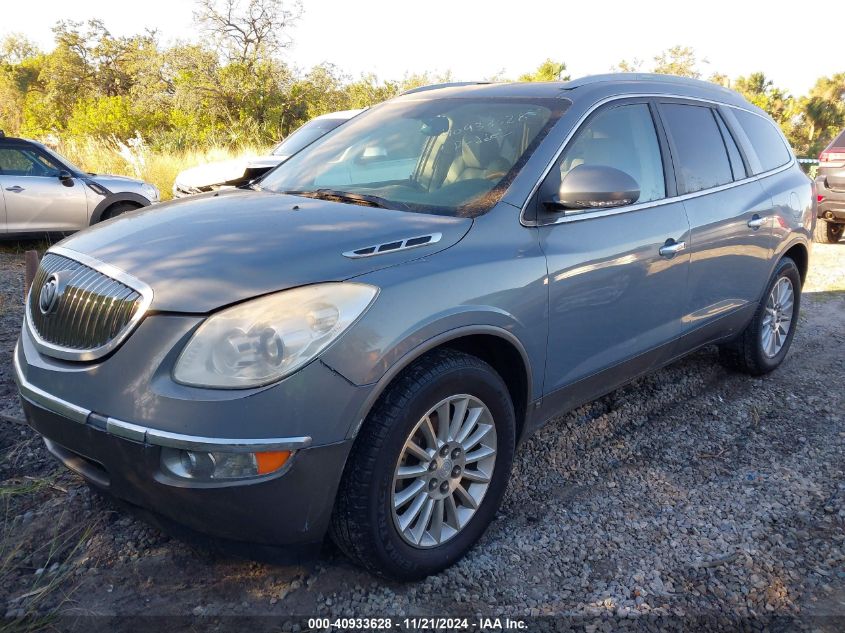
391, 394, 497, 548
761, 276, 794, 358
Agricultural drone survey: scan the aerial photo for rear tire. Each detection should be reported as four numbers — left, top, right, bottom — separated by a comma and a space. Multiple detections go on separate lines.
813, 219, 843, 243
718, 257, 801, 376
329, 349, 515, 580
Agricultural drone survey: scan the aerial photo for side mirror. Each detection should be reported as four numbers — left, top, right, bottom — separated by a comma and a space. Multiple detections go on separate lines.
544, 164, 640, 213
57, 170, 74, 186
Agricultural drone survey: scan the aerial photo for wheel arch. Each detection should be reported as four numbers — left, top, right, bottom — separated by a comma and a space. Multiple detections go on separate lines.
348, 326, 534, 447
781, 239, 809, 285
89, 192, 151, 224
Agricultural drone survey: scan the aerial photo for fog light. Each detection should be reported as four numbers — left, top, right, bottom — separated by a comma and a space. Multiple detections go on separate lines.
161, 447, 292, 482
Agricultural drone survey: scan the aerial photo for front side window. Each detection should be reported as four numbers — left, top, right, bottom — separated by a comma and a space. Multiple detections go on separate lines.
733, 109, 792, 173
660, 104, 733, 194
0, 146, 62, 177
554, 103, 666, 204
260, 97, 567, 216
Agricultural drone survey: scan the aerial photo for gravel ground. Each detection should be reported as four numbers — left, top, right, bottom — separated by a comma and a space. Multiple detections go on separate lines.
0, 241, 843, 631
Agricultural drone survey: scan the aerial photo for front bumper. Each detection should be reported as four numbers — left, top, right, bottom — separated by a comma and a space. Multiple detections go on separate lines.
22, 397, 351, 549
14, 312, 371, 549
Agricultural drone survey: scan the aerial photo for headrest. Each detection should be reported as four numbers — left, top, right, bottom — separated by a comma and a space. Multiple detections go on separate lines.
461, 134, 499, 169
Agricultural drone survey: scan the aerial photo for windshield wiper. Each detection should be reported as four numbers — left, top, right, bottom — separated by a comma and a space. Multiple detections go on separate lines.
278, 189, 409, 211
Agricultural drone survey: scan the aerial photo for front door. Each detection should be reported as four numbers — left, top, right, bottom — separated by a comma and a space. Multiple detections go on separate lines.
0, 144, 88, 233
537, 100, 691, 404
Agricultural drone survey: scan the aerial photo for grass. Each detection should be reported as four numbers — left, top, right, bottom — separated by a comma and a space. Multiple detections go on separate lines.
0, 436, 102, 629
53, 138, 272, 201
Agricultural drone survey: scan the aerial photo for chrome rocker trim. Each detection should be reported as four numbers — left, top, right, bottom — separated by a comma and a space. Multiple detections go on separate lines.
13, 347, 312, 453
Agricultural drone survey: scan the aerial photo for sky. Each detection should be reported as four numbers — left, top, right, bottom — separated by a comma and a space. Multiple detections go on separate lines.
2, 0, 841, 97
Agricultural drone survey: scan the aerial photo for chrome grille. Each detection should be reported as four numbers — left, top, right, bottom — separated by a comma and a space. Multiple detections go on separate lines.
26, 249, 152, 361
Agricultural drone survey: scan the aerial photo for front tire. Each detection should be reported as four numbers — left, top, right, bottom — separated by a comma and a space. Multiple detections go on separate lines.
329, 349, 515, 580
813, 219, 843, 243
718, 257, 801, 376
101, 201, 141, 221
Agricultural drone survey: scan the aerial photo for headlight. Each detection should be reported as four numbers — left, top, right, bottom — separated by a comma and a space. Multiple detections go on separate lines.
173, 283, 378, 388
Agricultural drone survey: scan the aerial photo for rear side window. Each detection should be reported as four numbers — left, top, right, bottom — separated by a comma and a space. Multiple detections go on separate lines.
831, 129, 845, 149
660, 104, 733, 194
733, 109, 792, 173
714, 113, 747, 181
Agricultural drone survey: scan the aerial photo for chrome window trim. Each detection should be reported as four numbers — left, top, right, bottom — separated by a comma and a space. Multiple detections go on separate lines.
520, 92, 796, 227
25, 245, 154, 362
13, 345, 312, 453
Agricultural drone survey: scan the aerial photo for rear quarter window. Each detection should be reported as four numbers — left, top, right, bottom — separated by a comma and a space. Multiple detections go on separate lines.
733, 109, 792, 174
832, 129, 845, 149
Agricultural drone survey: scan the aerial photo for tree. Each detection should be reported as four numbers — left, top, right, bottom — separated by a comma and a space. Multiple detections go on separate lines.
399, 70, 454, 92
194, 0, 302, 66
653, 46, 704, 79
519, 59, 569, 82
797, 74, 845, 154
611, 58, 643, 73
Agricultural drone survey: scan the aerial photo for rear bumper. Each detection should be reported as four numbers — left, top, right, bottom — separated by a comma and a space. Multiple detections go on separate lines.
816, 176, 845, 222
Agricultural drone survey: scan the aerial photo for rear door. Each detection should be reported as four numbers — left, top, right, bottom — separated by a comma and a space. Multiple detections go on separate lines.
0, 143, 88, 233
657, 100, 775, 347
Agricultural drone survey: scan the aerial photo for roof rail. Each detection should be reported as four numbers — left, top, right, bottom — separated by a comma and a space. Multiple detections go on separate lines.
400, 81, 491, 96
561, 73, 736, 95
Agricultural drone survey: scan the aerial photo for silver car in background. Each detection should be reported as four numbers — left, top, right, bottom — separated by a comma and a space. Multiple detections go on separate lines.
0, 133, 159, 234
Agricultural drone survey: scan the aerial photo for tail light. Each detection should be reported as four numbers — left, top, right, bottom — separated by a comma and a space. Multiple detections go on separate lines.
819, 150, 845, 166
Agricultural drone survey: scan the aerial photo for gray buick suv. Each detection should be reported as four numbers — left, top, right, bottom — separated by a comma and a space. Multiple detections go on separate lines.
14, 74, 815, 579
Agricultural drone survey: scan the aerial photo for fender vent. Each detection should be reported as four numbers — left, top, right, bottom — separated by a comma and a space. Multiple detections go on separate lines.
343, 233, 443, 259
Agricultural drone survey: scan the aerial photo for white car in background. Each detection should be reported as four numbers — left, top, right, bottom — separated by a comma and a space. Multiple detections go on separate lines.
172, 109, 364, 198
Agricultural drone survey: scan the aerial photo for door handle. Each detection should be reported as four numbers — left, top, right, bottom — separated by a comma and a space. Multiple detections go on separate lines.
4, 186, 24, 193
747, 215, 766, 229
659, 240, 686, 258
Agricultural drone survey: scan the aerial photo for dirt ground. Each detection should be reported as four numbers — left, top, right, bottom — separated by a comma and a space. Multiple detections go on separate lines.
0, 240, 843, 632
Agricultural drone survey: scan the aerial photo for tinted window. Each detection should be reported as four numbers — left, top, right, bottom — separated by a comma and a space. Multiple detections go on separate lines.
733, 109, 791, 173
556, 103, 665, 203
661, 104, 733, 193
831, 129, 845, 149
714, 112, 747, 180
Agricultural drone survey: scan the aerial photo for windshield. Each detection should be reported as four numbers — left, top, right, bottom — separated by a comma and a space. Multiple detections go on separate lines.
40, 145, 84, 174
272, 118, 349, 157
260, 97, 567, 216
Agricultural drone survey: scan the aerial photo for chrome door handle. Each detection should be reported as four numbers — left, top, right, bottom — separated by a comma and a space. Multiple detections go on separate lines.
659, 240, 686, 258
5, 186, 24, 193
747, 215, 766, 229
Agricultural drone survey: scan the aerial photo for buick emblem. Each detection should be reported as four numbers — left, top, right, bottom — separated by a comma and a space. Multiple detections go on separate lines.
38, 274, 61, 315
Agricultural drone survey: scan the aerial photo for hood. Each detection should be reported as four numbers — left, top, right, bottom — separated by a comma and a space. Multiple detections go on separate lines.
90, 173, 145, 188
246, 155, 286, 170
175, 157, 260, 189
57, 189, 472, 312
